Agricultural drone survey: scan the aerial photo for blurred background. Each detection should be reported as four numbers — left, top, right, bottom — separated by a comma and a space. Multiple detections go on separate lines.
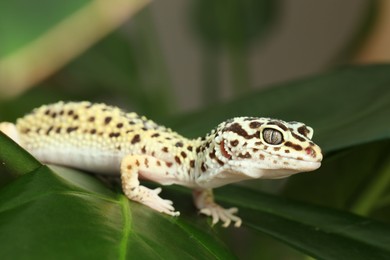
0, 0, 388, 120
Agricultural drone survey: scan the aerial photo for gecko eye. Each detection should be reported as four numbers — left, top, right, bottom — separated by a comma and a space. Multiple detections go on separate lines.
262, 128, 283, 145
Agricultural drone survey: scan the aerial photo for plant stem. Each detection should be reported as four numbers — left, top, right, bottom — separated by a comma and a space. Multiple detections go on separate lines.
350, 157, 390, 216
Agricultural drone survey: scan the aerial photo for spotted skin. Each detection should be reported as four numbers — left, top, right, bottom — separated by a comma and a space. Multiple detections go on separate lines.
0, 101, 322, 227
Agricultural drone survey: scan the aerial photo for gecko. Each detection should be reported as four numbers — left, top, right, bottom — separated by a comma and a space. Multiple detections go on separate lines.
0, 101, 322, 227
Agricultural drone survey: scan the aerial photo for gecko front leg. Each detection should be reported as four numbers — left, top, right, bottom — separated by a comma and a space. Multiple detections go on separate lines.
120, 154, 180, 216
193, 189, 242, 227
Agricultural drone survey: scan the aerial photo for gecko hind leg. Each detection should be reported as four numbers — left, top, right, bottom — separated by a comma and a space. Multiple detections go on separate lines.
0, 122, 21, 145
193, 189, 242, 228
120, 154, 180, 217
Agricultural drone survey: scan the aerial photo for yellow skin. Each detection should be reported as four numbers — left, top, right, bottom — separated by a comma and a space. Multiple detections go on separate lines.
0, 101, 323, 227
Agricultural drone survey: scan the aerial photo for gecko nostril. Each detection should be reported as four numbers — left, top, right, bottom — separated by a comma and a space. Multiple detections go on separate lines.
305, 147, 316, 158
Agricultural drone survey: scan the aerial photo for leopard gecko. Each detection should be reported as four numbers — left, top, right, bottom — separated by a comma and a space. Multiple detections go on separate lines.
0, 101, 322, 227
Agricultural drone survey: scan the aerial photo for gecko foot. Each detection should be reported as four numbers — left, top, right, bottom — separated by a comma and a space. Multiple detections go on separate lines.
193, 189, 242, 227
132, 186, 180, 217
200, 204, 242, 228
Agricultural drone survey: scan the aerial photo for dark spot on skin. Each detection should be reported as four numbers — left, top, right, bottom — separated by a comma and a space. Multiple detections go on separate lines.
36, 128, 41, 133
56, 127, 61, 134
292, 132, 306, 142
109, 132, 120, 138
238, 152, 251, 159
166, 162, 173, 167
68, 110, 74, 116
90, 129, 96, 134
175, 156, 181, 164
298, 126, 310, 137
129, 121, 136, 125
285, 141, 303, 151
165, 172, 169, 176
116, 145, 121, 151
126, 130, 133, 133
297, 157, 303, 160
284, 149, 290, 153
230, 140, 239, 147
141, 146, 146, 154
259, 154, 265, 160
135, 160, 140, 167
117, 123, 123, 128
144, 158, 149, 168
21, 128, 31, 134
201, 163, 206, 172
73, 115, 79, 120
157, 161, 161, 166
268, 121, 288, 131
51, 113, 57, 118
127, 165, 132, 170
131, 134, 141, 144
273, 160, 278, 164
283, 162, 289, 165
165, 137, 171, 140
274, 147, 281, 151
88, 117, 95, 122
104, 117, 112, 124
66, 127, 78, 133
255, 141, 262, 146
187, 146, 193, 152
224, 123, 260, 139
190, 160, 195, 168
142, 127, 147, 131
181, 151, 187, 158
216, 159, 225, 166
196, 146, 201, 153
252, 148, 259, 152
162, 147, 168, 153
249, 121, 262, 129
152, 151, 155, 156
44, 109, 50, 115
209, 150, 216, 159
46, 126, 53, 135
263, 146, 268, 150
175, 141, 184, 147
151, 133, 160, 138
59, 110, 64, 115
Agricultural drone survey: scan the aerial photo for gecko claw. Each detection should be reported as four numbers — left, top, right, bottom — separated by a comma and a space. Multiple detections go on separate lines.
199, 204, 242, 228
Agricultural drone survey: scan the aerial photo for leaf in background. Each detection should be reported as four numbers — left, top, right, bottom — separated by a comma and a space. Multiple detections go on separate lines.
0, 0, 151, 99
170, 64, 390, 153
214, 186, 390, 260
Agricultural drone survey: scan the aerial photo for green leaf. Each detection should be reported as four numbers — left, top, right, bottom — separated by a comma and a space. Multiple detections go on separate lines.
0, 132, 40, 182
0, 160, 235, 259
170, 64, 390, 153
215, 186, 390, 260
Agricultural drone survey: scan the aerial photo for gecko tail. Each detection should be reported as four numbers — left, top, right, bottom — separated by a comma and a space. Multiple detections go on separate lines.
0, 122, 21, 145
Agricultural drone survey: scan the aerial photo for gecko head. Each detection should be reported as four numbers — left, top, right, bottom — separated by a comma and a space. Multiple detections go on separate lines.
210, 117, 323, 179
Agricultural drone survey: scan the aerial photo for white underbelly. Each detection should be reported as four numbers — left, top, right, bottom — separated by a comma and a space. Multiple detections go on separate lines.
28, 146, 123, 175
